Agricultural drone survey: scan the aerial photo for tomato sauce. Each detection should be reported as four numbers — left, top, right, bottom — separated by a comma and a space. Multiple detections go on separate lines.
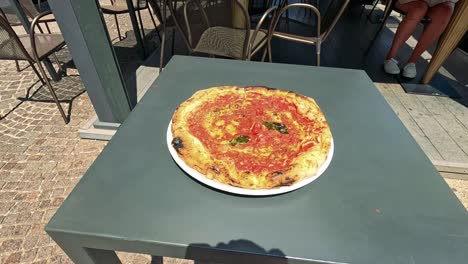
187, 93, 319, 173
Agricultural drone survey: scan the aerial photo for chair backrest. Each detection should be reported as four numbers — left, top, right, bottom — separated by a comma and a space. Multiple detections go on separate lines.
0, 15, 31, 61
270, 3, 321, 42
321, 0, 349, 40
165, 0, 250, 52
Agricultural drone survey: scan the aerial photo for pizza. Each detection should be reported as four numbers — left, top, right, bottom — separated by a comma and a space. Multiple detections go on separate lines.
170, 86, 332, 190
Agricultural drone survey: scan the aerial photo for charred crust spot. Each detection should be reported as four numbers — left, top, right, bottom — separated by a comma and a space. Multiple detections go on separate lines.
270, 171, 283, 179
171, 137, 184, 153
210, 166, 220, 174
278, 177, 295, 186
243, 86, 278, 91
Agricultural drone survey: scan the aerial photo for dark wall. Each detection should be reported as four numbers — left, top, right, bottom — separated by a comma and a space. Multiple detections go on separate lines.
459, 33, 468, 53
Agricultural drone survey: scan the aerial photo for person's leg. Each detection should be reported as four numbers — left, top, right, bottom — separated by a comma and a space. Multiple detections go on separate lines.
386, 0, 429, 60
407, 2, 454, 63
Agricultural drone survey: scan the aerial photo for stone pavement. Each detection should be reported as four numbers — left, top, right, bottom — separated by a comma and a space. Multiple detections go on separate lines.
0, 7, 190, 264
0, 7, 467, 264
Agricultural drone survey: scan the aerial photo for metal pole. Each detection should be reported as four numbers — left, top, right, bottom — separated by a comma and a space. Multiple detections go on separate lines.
126, 0, 147, 58
48, 0, 133, 123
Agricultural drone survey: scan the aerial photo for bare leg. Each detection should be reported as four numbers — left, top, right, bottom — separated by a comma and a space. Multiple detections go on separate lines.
407, 2, 454, 63
386, 0, 428, 60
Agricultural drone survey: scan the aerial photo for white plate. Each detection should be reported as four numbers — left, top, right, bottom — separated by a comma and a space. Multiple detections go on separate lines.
167, 121, 334, 196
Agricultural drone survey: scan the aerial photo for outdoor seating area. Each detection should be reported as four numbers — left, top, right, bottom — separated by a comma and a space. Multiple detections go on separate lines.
0, 0, 467, 263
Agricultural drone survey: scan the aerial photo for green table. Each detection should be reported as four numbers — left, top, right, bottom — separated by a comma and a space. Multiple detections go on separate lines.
46, 56, 468, 264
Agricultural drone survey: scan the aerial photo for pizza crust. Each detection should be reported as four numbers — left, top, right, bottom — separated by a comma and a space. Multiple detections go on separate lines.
171, 86, 332, 190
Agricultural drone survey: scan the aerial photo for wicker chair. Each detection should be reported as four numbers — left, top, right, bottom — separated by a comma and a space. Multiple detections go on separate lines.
0, 11, 68, 123
267, 0, 349, 66
163, 0, 277, 63
100, 0, 160, 41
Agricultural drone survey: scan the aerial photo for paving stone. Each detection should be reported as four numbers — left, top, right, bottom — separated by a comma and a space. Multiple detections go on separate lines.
0, 201, 15, 214
22, 234, 39, 250
20, 249, 37, 263
3, 252, 22, 264
0, 239, 23, 253
35, 245, 53, 260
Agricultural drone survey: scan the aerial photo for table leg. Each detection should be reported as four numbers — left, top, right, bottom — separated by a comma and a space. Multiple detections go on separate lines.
126, 0, 147, 59
54, 238, 121, 264
421, 0, 468, 84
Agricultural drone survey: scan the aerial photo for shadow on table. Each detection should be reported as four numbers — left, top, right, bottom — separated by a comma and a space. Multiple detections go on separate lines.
151, 239, 287, 264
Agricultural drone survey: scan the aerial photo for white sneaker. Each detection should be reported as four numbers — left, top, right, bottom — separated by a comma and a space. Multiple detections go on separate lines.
402, 63, 417, 79
384, 58, 400, 75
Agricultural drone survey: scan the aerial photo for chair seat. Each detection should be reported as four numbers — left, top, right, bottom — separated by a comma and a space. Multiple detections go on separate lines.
194, 27, 267, 59
100, 2, 147, 14
272, 31, 319, 45
19, 34, 65, 60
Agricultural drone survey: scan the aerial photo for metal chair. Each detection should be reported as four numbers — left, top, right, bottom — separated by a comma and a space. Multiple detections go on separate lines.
300, 0, 319, 17
266, 0, 349, 66
19, 0, 55, 32
0, 1, 55, 30
162, 0, 276, 65
1, 0, 56, 71
0, 11, 68, 123
100, 0, 159, 41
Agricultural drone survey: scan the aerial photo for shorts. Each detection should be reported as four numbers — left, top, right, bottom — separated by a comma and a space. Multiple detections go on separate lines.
398, 0, 457, 7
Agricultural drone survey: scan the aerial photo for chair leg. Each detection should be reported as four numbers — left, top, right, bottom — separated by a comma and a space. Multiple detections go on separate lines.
137, 9, 146, 41
316, 42, 321, 66
261, 46, 268, 62
366, 0, 384, 24
15, 60, 20, 72
45, 22, 51, 33
364, 8, 392, 56
52, 53, 66, 76
159, 21, 166, 73
29, 61, 45, 85
268, 41, 273, 62
147, 7, 161, 41
114, 14, 122, 41
35, 61, 69, 124
171, 28, 175, 56
151, 2, 165, 42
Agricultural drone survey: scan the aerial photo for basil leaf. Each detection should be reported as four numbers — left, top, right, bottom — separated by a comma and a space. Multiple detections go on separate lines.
229, 135, 250, 146
263, 121, 276, 130
263, 121, 288, 134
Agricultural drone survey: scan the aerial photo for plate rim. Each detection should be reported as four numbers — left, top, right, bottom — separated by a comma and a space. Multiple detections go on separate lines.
167, 121, 334, 196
